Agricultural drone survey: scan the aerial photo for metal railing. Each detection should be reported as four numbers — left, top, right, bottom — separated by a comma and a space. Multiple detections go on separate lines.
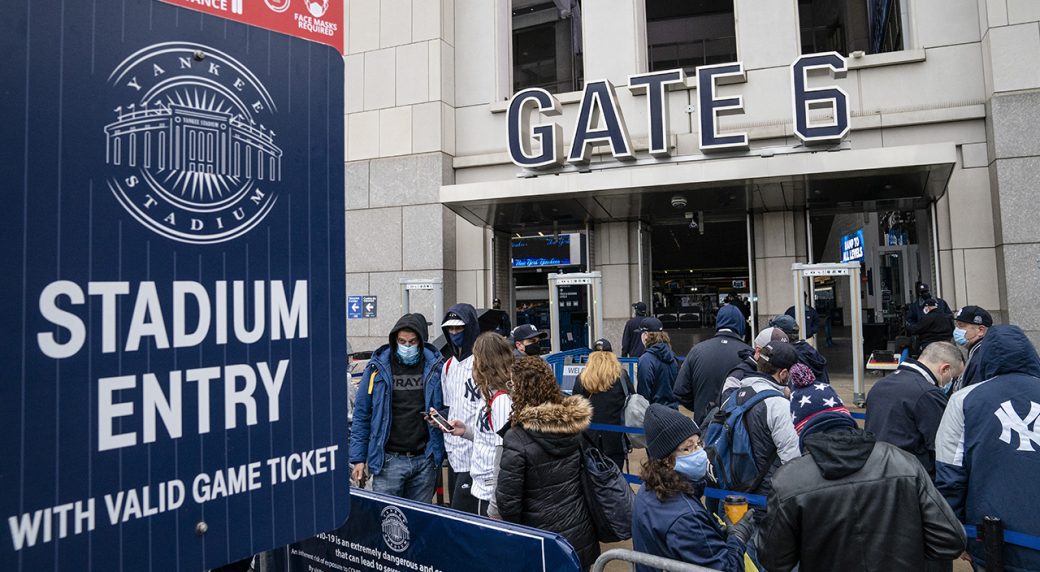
592, 548, 721, 572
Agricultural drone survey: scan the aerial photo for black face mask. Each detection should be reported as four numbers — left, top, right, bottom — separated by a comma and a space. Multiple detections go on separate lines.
524, 343, 541, 357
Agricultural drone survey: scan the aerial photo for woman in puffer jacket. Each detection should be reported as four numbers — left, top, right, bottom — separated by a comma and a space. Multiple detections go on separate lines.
496, 357, 600, 569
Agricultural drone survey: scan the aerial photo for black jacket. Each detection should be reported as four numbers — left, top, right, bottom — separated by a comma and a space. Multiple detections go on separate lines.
497, 397, 600, 569
621, 316, 646, 358
908, 311, 954, 349
792, 340, 830, 384
760, 429, 966, 572
674, 331, 751, 424
573, 370, 634, 469
864, 359, 948, 477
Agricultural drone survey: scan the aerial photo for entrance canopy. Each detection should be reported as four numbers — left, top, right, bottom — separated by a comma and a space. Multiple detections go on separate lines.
441, 143, 955, 232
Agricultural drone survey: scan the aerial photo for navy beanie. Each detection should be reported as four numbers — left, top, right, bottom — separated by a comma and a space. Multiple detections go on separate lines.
644, 404, 700, 459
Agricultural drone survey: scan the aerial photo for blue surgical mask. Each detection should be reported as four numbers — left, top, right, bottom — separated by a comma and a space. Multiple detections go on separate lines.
396, 343, 420, 365
674, 449, 709, 482
450, 332, 466, 348
953, 327, 968, 347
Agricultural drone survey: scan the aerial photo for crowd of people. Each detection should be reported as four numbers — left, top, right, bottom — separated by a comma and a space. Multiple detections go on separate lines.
347, 296, 1040, 572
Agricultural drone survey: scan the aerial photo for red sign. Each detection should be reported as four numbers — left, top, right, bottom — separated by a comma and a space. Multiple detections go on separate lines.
159, 0, 344, 54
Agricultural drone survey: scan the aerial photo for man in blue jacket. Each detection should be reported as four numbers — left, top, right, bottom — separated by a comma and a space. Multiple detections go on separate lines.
350, 313, 445, 502
936, 325, 1040, 571
674, 304, 751, 424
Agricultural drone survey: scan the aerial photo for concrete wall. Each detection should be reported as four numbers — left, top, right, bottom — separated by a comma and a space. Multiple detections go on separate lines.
978, 1, 1040, 343
344, 0, 461, 351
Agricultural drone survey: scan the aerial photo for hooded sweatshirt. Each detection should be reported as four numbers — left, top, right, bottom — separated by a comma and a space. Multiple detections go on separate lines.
936, 326, 1040, 572
674, 304, 752, 424
440, 303, 483, 472
385, 314, 431, 454
637, 343, 679, 408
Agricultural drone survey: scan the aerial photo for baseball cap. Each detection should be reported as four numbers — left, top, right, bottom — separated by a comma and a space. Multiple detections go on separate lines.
760, 341, 799, 370
922, 298, 938, 308
954, 305, 993, 327
441, 311, 466, 328
511, 324, 547, 342
754, 327, 789, 349
632, 302, 647, 313
592, 338, 613, 352
638, 317, 664, 332
768, 314, 799, 336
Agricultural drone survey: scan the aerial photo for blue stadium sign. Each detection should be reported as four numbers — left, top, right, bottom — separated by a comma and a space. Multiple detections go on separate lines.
1, 1, 348, 570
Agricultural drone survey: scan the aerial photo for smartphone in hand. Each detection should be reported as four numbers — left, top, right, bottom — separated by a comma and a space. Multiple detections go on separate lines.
425, 409, 454, 433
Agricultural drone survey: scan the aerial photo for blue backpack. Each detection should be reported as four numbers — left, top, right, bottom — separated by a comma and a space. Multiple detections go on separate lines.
703, 386, 783, 492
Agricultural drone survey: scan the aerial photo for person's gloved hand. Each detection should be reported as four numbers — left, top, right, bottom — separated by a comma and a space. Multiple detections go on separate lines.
727, 514, 756, 544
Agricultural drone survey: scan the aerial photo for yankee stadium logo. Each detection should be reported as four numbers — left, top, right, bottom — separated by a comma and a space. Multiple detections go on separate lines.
380, 506, 410, 552
104, 43, 282, 244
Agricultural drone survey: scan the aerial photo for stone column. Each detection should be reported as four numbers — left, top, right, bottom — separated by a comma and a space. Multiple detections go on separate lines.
753, 211, 808, 329
344, 0, 458, 351
978, 2, 1040, 343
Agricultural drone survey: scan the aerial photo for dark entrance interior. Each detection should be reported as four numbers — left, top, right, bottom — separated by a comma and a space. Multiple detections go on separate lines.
651, 216, 750, 356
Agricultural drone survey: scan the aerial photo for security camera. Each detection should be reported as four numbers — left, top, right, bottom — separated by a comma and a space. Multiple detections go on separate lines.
671, 195, 687, 209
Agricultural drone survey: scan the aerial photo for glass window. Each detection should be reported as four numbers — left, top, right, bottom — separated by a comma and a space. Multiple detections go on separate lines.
798, 0, 904, 55
646, 0, 737, 75
512, 1, 583, 93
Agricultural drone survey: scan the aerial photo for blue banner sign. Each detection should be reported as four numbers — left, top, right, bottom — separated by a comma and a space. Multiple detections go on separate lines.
841, 229, 866, 263
1, 1, 348, 570
287, 490, 582, 572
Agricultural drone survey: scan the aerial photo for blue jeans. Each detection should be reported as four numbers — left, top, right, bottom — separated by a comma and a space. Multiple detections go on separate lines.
372, 452, 438, 503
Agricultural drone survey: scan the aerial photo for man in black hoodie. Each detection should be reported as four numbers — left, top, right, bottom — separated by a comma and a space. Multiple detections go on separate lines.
349, 314, 445, 502
760, 392, 966, 572
769, 314, 830, 385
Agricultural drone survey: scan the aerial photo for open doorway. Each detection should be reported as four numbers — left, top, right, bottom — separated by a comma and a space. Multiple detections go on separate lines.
650, 217, 750, 356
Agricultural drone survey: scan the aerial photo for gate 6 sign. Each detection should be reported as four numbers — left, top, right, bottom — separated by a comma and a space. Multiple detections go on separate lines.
1, 2, 347, 571
105, 43, 282, 244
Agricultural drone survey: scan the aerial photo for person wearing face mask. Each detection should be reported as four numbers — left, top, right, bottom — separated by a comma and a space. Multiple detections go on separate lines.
865, 342, 963, 480
906, 282, 952, 329
636, 317, 680, 409
949, 305, 993, 393
631, 404, 753, 572
349, 313, 445, 502
509, 324, 547, 359
760, 380, 965, 572
438, 304, 483, 511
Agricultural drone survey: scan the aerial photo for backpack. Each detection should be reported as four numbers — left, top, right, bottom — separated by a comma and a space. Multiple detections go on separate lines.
619, 375, 649, 449
702, 386, 783, 492
579, 442, 634, 542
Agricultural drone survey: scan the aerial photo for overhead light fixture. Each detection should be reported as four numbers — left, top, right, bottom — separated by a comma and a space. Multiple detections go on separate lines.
538, 231, 544, 236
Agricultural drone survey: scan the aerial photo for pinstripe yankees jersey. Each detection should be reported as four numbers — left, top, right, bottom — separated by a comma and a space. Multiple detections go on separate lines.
471, 392, 513, 501
442, 355, 481, 472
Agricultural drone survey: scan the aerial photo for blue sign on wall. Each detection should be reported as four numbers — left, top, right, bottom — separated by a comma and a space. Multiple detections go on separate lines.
841, 229, 866, 263
287, 490, 582, 572
348, 296, 363, 319
1, 2, 348, 570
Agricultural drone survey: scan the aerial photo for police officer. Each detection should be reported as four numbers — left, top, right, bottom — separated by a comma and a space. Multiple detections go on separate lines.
905, 283, 951, 328
621, 301, 648, 358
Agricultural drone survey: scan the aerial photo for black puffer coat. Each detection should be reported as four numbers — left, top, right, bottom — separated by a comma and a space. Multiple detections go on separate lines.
496, 396, 599, 569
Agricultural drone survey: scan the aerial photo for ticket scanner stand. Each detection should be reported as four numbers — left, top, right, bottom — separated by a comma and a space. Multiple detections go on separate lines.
547, 272, 604, 354
791, 263, 866, 406
400, 278, 444, 333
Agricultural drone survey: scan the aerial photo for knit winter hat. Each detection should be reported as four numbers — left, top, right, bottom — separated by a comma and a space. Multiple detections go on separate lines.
789, 363, 816, 389
791, 379, 851, 434
644, 404, 700, 459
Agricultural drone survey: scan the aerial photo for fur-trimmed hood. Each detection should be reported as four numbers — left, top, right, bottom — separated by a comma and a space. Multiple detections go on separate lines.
515, 395, 592, 434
